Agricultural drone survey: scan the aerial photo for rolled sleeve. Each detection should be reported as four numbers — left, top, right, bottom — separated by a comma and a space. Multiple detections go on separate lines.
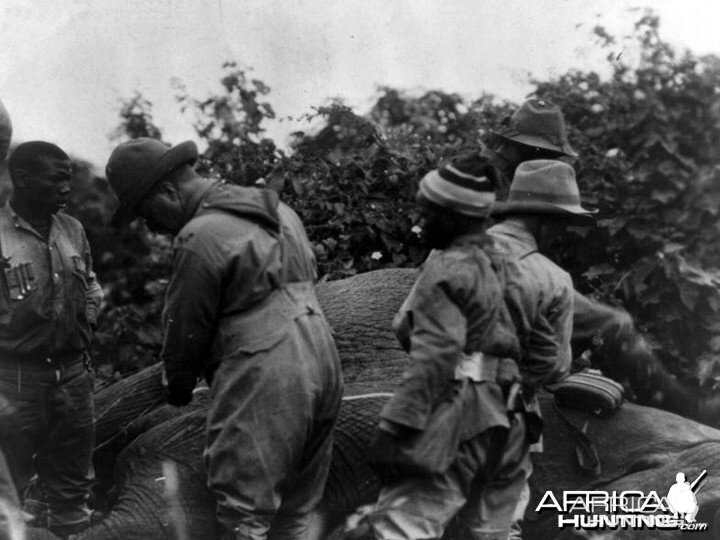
82, 232, 103, 327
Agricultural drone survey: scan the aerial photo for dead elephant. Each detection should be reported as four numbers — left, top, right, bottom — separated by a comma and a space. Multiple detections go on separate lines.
28, 269, 720, 539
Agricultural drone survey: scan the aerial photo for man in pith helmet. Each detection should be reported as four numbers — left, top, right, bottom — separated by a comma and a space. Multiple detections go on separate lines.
105, 137, 342, 540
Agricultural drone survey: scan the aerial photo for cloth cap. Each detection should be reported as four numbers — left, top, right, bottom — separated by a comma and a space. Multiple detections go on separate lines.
493, 99, 577, 158
491, 159, 596, 225
418, 152, 496, 218
106, 138, 198, 226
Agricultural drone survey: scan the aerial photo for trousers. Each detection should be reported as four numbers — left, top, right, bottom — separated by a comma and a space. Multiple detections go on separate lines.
0, 357, 95, 528
371, 412, 531, 540
205, 314, 343, 540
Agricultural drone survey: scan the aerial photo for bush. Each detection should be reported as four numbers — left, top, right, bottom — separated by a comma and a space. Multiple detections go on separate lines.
78, 13, 720, 388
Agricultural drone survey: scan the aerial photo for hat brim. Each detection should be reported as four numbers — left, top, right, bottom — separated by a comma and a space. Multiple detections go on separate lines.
491, 200, 597, 226
112, 140, 198, 227
492, 129, 578, 159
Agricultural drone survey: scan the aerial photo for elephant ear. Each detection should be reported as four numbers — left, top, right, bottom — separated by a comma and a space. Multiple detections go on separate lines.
0, 99, 11, 164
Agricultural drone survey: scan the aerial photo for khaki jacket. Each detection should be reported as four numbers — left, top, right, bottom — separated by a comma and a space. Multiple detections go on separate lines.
381, 230, 521, 439
0, 204, 102, 358
161, 182, 329, 386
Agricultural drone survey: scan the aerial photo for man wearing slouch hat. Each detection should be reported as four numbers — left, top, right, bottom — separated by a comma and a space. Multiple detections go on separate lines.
106, 138, 342, 540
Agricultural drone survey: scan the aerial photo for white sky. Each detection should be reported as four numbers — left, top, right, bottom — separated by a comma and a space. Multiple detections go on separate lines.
0, 0, 719, 168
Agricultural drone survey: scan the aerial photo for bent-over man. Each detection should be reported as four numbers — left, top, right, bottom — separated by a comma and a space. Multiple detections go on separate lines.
0, 141, 102, 537
106, 138, 343, 540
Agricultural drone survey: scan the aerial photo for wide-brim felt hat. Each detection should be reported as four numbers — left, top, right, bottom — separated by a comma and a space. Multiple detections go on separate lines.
492, 98, 578, 158
491, 159, 597, 226
106, 138, 198, 227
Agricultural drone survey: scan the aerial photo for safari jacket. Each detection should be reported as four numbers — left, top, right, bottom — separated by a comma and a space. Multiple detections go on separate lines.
381, 230, 521, 439
487, 220, 574, 387
161, 181, 342, 532
0, 204, 102, 359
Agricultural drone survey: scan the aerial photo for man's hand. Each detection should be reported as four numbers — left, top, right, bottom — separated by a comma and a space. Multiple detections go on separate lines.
161, 368, 196, 407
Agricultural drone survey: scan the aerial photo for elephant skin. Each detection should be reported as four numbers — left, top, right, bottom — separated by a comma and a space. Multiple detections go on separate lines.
31, 268, 720, 539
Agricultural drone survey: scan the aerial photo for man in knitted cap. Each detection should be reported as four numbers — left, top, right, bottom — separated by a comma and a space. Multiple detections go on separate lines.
486, 99, 701, 420
105, 138, 342, 540
356, 153, 563, 540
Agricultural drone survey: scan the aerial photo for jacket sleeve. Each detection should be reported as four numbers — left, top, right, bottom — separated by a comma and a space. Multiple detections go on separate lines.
161, 248, 221, 386
81, 229, 103, 328
381, 256, 471, 431
523, 280, 574, 388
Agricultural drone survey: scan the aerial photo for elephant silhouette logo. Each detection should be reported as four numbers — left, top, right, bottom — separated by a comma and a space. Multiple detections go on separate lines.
667, 470, 705, 522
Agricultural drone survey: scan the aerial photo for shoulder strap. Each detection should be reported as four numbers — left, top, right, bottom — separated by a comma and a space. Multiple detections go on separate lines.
553, 400, 602, 477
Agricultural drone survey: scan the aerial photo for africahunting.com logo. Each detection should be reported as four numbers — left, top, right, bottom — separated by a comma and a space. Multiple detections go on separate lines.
535, 470, 709, 532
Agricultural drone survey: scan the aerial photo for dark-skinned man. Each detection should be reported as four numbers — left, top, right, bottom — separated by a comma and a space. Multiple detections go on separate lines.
106, 138, 342, 540
484, 98, 701, 418
357, 154, 570, 540
0, 141, 103, 537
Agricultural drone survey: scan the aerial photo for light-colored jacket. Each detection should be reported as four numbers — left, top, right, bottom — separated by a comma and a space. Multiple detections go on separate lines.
487, 219, 574, 387
380, 230, 521, 440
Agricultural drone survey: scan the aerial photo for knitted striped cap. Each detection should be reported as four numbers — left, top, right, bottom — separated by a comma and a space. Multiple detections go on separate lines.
418, 152, 497, 218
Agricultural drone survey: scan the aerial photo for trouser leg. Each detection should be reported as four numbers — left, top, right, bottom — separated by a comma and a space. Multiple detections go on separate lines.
34, 363, 95, 530
371, 427, 508, 540
205, 325, 341, 540
462, 413, 531, 540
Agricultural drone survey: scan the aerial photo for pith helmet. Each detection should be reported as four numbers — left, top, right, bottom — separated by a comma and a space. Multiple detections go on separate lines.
493, 99, 578, 158
106, 138, 198, 227
491, 159, 596, 225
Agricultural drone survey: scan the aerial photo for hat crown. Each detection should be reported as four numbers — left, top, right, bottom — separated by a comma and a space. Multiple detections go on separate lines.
509, 99, 567, 146
106, 138, 198, 226
510, 159, 579, 202
495, 99, 577, 157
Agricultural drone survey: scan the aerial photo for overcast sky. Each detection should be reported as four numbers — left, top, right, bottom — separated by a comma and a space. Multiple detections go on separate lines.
1, 0, 719, 168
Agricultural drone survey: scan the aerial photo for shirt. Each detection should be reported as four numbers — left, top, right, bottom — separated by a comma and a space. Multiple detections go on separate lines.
0, 204, 103, 358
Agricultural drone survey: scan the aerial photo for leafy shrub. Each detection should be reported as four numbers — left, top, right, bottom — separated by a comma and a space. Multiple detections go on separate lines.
74, 12, 720, 388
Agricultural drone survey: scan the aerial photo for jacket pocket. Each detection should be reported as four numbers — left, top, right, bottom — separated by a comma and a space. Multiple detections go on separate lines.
3, 263, 38, 301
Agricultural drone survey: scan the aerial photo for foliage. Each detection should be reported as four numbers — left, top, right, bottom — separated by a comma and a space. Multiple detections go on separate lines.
530, 13, 720, 385
77, 12, 720, 387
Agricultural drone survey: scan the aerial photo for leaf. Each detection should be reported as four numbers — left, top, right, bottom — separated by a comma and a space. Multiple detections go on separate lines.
584, 264, 615, 279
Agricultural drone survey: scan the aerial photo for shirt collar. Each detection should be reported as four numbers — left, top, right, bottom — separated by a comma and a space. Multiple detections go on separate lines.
4, 202, 58, 240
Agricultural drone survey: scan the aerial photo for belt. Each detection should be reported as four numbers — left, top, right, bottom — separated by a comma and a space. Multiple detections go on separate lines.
454, 352, 520, 384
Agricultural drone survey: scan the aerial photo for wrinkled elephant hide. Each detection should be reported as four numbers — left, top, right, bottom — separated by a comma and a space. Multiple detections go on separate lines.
30, 268, 720, 539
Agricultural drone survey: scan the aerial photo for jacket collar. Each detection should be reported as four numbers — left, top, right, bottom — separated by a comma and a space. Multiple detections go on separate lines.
489, 219, 538, 252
